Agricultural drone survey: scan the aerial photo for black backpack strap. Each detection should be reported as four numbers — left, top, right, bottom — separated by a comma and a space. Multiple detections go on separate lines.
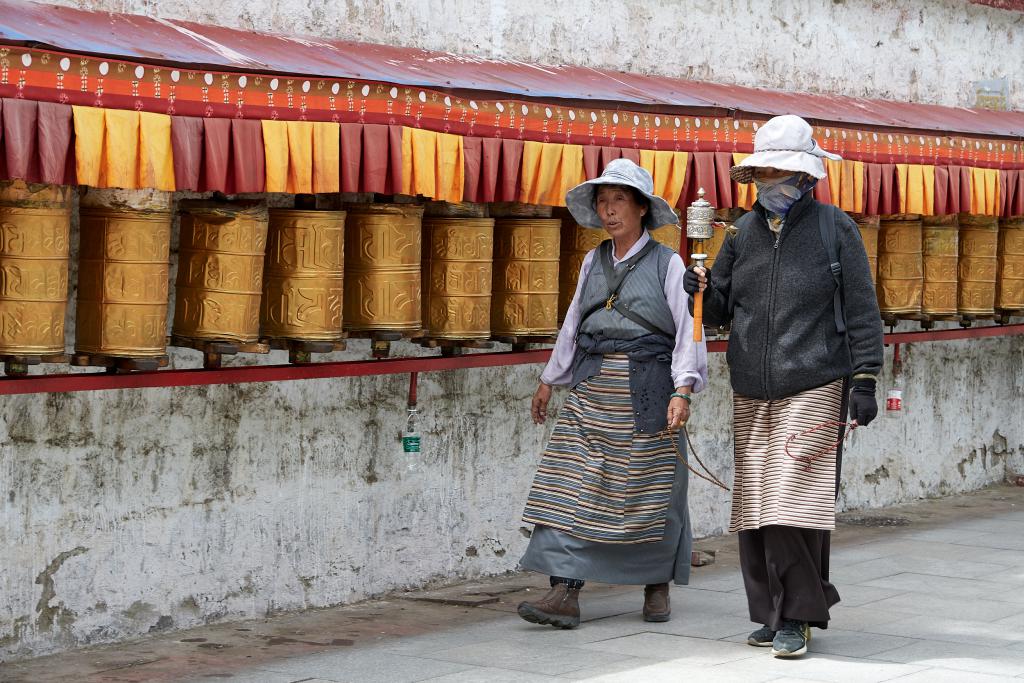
817, 204, 846, 334
575, 239, 660, 342
610, 300, 675, 339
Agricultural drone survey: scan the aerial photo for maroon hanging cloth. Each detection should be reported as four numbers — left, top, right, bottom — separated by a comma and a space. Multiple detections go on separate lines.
813, 173, 832, 205
201, 118, 231, 193
599, 146, 622, 172
879, 164, 898, 215
958, 166, 973, 214
582, 146, 601, 181
361, 124, 390, 194
686, 152, 719, 207
339, 123, 362, 194
462, 136, 482, 202
713, 152, 734, 210
36, 102, 73, 186
619, 148, 640, 164
171, 116, 204, 191
1009, 171, 1024, 217
946, 165, 963, 214
229, 119, 265, 194
933, 166, 950, 215
497, 139, 524, 202
0, 99, 7, 180
386, 125, 403, 195
3, 98, 40, 183
478, 138, 502, 203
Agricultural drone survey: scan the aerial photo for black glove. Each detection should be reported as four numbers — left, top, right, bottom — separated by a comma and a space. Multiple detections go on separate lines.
849, 378, 877, 427
683, 264, 709, 296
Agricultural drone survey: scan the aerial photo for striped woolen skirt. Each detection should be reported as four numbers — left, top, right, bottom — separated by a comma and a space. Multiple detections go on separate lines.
730, 379, 844, 533
522, 354, 677, 544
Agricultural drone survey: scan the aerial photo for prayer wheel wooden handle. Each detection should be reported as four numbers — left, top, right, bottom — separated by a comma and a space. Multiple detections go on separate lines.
693, 290, 704, 342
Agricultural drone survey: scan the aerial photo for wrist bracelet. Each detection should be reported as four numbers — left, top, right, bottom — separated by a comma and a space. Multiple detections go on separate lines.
670, 392, 692, 403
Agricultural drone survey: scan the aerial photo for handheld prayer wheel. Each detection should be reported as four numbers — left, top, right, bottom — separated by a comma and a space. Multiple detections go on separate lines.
920, 215, 959, 316
343, 203, 423, 333
421, 218, 494, 339
997, 216, 1024, 311
491, 218, 560, 337
173, 202, 269, 343
0, 181, 72, 355
876, 215, 923, 316
557, 216, 605, 322
957, 213, 999, 316
75, 207, 173, 357
260, 209, 346, 341
853, 215, 880, 285
687, 189, 716, 342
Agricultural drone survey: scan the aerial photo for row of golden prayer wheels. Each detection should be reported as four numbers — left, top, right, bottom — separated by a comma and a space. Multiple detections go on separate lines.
0, 177, 1021, 374
855, 213, 1024, 327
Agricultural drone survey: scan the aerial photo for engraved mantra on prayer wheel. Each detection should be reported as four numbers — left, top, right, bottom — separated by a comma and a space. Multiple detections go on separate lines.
649, 224, 682, 252
421, 218, 494, 339
877, 215, 923, 315
854, 215, 880, 285
173, 203, 269, 343
261, 209, 346, 341
492, 218, 560, 336
557, 217, 604, 323
921, 215, 959, 316
0, 182, 72, 355
704, 208, 741, 273
343, 204, 423, 332
76, 209, 172, 356
997, 216, 1024, 311
957, 214, 999, 315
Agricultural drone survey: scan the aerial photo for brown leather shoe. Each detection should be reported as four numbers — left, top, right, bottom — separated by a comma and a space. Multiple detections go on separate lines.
517, 583, 581, 629
643, 583, 671, 622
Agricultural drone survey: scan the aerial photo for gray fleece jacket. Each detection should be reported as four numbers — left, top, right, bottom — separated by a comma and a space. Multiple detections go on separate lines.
702, 192, 883, 400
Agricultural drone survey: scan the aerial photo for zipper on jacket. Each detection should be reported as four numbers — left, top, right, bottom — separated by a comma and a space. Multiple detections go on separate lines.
763, 220, 784, 398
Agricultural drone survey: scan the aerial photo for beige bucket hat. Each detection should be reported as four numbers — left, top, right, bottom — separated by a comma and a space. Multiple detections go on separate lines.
730, 114, 842, 184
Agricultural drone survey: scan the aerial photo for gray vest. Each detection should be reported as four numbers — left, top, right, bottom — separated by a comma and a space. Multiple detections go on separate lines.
577, 238, 676, 340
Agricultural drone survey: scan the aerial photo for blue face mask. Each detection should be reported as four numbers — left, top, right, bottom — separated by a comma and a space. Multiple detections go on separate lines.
754, 174, 817, 215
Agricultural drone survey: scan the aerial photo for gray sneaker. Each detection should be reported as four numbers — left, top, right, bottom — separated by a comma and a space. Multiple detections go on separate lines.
747, 625, 775, 647
772, 619, 810, 657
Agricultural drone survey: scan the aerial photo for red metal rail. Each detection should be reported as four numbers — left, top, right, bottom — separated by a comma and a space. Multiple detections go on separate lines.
0, 323, 1020, 396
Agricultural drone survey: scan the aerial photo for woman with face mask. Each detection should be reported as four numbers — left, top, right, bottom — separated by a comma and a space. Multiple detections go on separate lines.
683, 115, 884, 658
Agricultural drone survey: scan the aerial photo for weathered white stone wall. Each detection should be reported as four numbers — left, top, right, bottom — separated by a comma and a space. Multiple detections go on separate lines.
4, 0, 1024, 660
45, 0, 1024, 109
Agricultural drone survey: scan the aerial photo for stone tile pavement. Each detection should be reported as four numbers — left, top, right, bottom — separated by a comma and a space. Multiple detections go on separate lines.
4, 484, 1024, 683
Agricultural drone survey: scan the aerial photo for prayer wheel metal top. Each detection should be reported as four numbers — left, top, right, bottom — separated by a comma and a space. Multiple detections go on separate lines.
997, 216, 1024, 311
76, 208, 173, 357
492, 218, 561, 337
877, 215, 923, 315
261, 209, 346, 341
920, 214, 959, 316
421, 217, 494, 339
557, 215, 605, 323
173, 201, 269, 343
343, 203, 424, 332
957, 213, 999, 315
0, 181, 72, 355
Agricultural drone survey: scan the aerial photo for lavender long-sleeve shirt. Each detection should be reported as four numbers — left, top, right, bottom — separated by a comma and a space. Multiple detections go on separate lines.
539, 230, 709, 392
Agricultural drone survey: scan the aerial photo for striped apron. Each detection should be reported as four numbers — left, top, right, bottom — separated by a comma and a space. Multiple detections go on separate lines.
730, 379, 844, 532
522, 354, 677, 544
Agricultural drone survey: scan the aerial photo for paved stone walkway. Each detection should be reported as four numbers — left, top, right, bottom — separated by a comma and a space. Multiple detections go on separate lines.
5, 485, 1024, 682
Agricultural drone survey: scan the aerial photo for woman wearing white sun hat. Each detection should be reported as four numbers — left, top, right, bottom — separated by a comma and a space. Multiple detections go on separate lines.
684, 114, 883, 658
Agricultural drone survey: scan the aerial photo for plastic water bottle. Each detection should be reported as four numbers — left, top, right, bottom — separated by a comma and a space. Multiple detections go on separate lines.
885, 364, 904, 419
402, 407, 421, 470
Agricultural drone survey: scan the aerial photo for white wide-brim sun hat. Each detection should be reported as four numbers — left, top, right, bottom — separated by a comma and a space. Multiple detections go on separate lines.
730, 114, 842, 185
565, 158, 679, 229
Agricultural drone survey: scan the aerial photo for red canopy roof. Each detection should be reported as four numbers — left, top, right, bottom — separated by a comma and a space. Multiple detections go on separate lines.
1, 0, 1022, 137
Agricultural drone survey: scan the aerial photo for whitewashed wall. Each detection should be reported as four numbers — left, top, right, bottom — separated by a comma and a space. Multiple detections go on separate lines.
4, 0, 1024, 659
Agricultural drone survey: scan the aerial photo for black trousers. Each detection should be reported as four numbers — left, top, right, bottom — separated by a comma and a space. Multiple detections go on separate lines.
737, 380, 850, 631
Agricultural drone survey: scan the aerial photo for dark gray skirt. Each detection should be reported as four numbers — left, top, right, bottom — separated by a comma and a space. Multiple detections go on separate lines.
519, 456, 692, 585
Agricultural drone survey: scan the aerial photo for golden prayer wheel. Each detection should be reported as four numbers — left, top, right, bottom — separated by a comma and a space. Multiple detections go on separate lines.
557, 217, 605, 323
920, 215, 959, 316
854, 215, 880, 285
877, 215, 923, 315
997, 216, 1024, 311
421, 218, 494, 339
75, 208, 172, 356
343, 203, 423, 332
173, 202, 269, 343
260, 209, 346, 341
0, 181, 72, 355
492, 218, 560, 337
649, 224, 683, 252
704, 208, 741, 273
957, 213, 999, 315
